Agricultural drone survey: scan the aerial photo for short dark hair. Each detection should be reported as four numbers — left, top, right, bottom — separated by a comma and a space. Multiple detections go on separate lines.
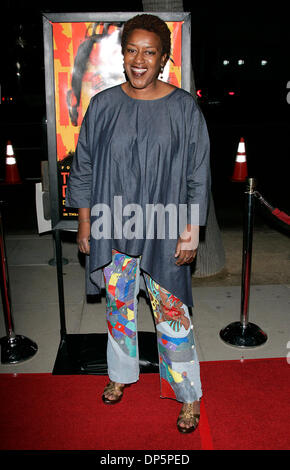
121, 14, 171, 59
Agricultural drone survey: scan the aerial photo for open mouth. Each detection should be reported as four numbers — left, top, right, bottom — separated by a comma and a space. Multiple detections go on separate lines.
131, 66, 147, 77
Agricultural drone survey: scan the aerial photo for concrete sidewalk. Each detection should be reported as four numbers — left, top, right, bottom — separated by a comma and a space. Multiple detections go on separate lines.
0, 227, 289, 373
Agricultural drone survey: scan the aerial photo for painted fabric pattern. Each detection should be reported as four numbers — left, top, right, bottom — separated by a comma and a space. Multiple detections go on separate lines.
103, 250, 202, 402
143, 273, 201, 402
143, 276, 190, 332
103, 250, 138, 358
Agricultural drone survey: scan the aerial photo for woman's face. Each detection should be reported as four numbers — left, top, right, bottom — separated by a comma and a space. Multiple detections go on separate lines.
123, 28, 167, 91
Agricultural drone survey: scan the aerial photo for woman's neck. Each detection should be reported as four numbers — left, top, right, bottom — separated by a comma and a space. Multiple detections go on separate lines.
122, 80, 174, 101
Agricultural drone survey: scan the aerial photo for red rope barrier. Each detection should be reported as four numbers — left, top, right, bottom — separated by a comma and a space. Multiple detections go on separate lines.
271, 208, 290, 225
254, 191, 290, 227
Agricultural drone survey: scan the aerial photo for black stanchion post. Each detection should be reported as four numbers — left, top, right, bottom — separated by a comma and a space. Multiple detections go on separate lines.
220, 178, 268, 347
53, 228, 67, 341
0, 203, 38, 364
48, 235, 69, 267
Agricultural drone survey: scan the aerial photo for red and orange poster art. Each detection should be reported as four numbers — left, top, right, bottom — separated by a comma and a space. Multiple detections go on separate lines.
52, 21, 183, 218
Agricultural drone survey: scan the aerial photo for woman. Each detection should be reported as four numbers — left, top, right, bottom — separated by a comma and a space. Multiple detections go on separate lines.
66, 14, 210, 434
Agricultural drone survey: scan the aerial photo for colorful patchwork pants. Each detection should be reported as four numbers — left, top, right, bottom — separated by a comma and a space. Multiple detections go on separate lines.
103, 250, 202, 403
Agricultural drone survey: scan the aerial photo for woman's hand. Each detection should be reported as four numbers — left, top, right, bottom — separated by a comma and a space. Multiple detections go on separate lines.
174, 225, 199, 266
77, 221, 90, 254
77, 208, 90, 254
174, 242, 197, 265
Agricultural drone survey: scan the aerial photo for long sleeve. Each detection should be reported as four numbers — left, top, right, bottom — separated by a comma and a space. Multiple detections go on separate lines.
65, 99, 95, 209
187, 105, 211, 226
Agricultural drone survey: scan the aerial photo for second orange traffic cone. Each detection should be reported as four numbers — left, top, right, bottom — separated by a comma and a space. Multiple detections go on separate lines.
231, 137, 248, 182
4, 141, 22, 184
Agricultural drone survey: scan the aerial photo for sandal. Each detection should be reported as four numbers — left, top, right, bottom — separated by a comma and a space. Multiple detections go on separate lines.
177, 402, 200, 434
102, 381, 126, 405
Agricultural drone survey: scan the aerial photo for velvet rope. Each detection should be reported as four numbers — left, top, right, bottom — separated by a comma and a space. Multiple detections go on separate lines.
254, 191, 290, 228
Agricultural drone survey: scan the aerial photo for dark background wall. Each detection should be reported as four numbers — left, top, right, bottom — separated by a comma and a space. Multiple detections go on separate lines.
0, 1, 289, 231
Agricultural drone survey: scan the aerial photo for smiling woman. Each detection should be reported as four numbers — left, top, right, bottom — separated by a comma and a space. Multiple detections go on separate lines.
121, 15, 173, 99
65, 13, 211, 435
122, 28, 172, 99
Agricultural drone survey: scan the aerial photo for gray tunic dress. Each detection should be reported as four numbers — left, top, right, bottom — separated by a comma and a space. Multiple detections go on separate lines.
65, 84, 211, 306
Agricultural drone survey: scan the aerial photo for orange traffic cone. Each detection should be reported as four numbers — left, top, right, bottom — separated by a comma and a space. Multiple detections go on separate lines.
231, 137, 248, 182
4, 141, 22, 184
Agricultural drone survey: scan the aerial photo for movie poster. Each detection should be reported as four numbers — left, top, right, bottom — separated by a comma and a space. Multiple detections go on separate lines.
52, 21, 183, 219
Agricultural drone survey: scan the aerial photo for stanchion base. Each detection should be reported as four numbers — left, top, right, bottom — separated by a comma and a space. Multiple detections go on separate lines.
220, 321, 268, 348
52, 332, 159, 375
48, 257, 69, 266
0, 335, 38, 364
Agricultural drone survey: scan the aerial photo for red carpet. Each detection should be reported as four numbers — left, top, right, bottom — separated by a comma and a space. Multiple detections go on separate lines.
0, 358, 289, 450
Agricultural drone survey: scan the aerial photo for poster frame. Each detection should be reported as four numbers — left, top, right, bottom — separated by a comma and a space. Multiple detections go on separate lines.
42, 11, 192, 231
